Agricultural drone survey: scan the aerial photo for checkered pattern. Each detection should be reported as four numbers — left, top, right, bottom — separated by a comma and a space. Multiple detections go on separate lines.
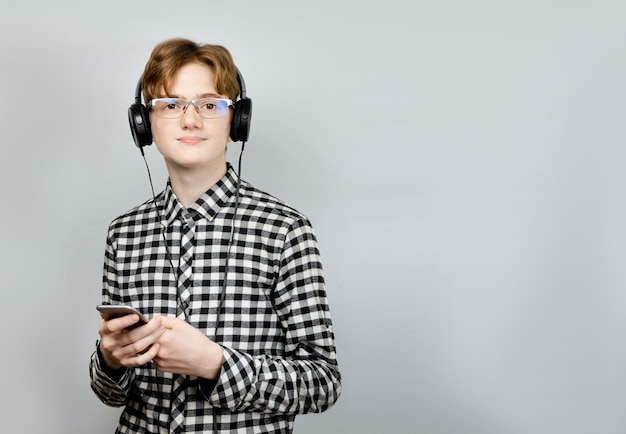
89, 165, 341, 433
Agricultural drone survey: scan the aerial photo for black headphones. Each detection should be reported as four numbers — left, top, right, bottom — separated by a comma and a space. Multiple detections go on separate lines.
128, 67, 252, 149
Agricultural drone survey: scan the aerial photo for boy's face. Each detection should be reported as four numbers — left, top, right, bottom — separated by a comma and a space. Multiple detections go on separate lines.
149, 62, 232, 175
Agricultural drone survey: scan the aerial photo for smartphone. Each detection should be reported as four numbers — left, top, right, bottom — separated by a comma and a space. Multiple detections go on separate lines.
96, 304, 149, 329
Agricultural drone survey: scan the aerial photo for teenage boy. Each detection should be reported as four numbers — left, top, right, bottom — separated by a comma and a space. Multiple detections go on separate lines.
90, 38, 341, 433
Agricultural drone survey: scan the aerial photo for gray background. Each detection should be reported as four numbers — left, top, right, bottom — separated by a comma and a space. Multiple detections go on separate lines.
1, 1, 625, 433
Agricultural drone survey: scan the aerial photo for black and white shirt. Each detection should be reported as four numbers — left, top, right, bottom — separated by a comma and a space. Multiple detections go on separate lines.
90, 165, 341, 433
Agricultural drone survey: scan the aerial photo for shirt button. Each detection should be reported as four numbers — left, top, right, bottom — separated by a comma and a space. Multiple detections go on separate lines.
183, 255, 190, 262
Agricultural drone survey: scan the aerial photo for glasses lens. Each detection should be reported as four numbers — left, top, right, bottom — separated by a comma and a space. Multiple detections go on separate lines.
152, 99, 185, 119
196, 98, 230, 119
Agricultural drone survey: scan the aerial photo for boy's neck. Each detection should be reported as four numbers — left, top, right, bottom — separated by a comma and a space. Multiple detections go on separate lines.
167, 162, 228, 208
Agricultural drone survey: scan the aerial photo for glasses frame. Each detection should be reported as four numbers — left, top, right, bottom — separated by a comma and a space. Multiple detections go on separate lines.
148, 97, 234, 119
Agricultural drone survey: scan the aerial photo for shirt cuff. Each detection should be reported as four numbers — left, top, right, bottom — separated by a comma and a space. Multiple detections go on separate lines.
95, 341, 129, 383
198, 346, 253, 408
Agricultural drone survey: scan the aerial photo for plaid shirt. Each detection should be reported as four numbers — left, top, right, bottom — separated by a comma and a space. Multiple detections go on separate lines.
90, 165, 341, 433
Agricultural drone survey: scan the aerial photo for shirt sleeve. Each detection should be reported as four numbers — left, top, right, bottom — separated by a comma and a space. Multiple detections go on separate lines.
199, 217, 342, 414
88, 231, 134, 407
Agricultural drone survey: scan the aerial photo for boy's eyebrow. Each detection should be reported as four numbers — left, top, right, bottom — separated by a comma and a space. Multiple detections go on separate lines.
166, 93, 224, 99
198, 93, 223, 99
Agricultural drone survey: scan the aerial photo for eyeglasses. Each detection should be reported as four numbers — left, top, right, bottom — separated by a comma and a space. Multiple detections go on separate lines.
148, 97, 234, 119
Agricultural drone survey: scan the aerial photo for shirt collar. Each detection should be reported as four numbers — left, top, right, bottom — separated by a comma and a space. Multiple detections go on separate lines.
162, 163, 239, 226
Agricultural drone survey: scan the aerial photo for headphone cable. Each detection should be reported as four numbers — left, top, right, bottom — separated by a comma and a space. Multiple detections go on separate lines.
214, 142, 245, 332
140, 147, 178, 282
140, 143, 245, 323
141, 144, 245, 434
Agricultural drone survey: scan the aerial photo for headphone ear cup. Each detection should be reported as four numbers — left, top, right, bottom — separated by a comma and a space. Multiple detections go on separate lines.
231, 97, 252, 142
128, 103, 152, 148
